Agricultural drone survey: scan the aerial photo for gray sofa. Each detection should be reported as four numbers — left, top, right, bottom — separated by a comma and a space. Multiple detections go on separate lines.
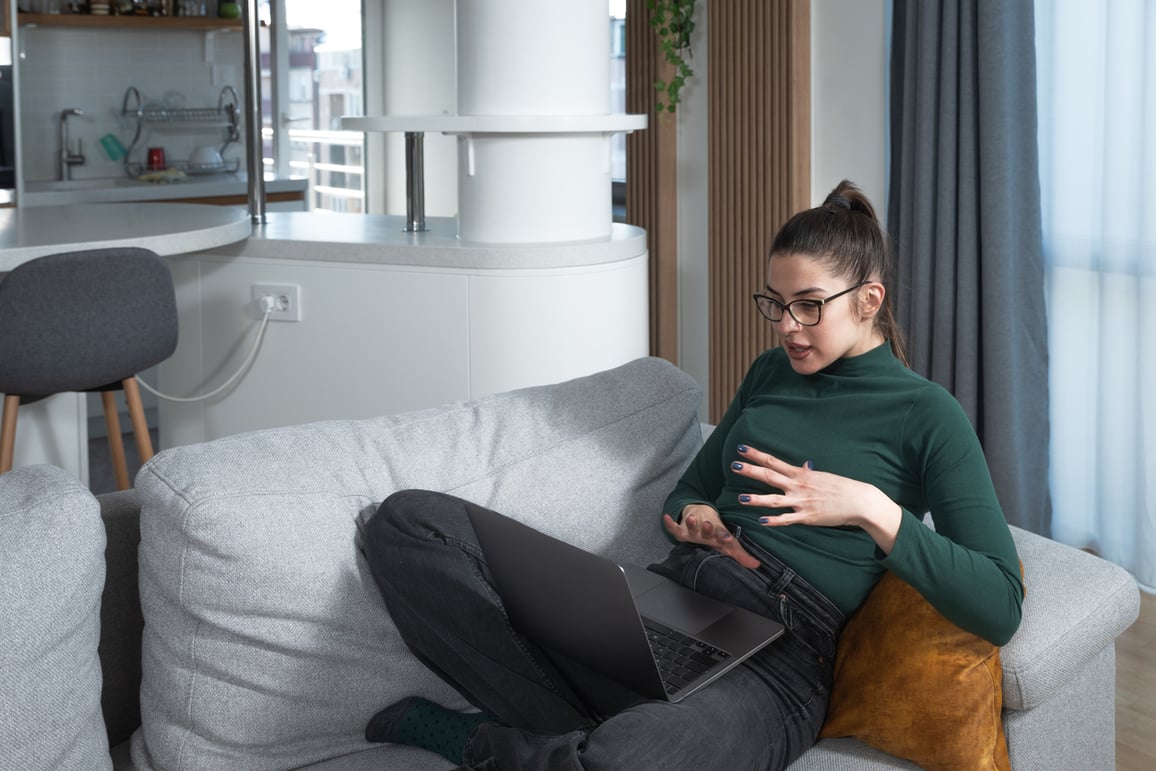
0, 357, 1141, 770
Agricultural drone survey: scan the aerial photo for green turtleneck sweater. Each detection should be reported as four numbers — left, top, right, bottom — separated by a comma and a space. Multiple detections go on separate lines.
662, 344, 1023, 646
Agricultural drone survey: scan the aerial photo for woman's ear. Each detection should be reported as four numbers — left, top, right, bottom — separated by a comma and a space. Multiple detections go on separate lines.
859, 282, 886, 320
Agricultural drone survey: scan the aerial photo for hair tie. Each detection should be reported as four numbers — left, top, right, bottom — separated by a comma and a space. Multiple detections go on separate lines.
825, 194, 851, 211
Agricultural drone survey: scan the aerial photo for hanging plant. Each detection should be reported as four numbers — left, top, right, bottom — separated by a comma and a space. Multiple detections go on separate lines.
648, 0, 697, 113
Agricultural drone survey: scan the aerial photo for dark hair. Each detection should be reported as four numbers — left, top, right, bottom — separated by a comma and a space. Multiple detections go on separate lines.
769, 180, 908, 365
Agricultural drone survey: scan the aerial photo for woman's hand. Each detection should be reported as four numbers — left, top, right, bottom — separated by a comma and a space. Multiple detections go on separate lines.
662, 504, 761, 569
730, 445, 902, 554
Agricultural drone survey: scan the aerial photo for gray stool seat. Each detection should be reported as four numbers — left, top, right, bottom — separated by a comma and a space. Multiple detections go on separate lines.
0, 247, 178, 489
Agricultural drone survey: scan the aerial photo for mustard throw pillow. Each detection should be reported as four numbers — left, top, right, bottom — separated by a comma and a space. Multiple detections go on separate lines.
819, 572, 1010, 771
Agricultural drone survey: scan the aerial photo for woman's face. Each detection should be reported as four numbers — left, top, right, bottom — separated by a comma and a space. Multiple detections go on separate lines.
765, 253, 885, 375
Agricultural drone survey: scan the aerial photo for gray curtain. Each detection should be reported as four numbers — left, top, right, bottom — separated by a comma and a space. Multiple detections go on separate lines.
888, 0, 1050, 535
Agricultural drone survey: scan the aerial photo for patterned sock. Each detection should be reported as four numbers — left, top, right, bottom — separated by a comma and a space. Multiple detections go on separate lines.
365, 696, 493, 764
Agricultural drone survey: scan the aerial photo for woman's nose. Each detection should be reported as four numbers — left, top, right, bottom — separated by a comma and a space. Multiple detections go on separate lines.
776, 312, 802, 333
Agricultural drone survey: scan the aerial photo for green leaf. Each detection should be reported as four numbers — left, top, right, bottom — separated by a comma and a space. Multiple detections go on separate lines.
649, 0, 696, 115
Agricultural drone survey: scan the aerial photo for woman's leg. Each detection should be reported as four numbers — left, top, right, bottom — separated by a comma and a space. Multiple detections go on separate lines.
362, 489, 638, 735
466, 537, 843, 771
365, 492, 842, 771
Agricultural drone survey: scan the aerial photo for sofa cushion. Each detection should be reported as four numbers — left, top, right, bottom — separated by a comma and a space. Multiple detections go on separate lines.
0, 465, 112, 771
132, 357, 703, 770
819, 571, 1010, 770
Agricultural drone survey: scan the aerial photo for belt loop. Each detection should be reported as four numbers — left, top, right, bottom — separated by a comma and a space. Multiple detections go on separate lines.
770, 569, 796, 596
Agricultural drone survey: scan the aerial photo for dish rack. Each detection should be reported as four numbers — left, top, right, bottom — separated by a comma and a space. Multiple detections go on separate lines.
121, 85, 242, 178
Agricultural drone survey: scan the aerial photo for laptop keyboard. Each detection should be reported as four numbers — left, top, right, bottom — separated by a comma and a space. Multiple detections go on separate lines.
644, 619, 732, 696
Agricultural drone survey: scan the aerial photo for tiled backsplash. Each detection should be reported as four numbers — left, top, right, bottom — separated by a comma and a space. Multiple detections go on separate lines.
18, 26, 246, 182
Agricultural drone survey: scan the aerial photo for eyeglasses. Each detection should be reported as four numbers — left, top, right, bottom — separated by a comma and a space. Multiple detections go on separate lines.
752, 282, 867, 327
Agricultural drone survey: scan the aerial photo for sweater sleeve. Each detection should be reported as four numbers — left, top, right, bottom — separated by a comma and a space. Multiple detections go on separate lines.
882, 389, 1025, 646
660, 357, 761, 530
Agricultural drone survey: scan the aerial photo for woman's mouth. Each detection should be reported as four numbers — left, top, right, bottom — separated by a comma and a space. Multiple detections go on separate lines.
784, 341, 811, 359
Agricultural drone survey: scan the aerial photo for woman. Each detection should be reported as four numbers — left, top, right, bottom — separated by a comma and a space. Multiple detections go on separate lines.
363, 181, 1023, 770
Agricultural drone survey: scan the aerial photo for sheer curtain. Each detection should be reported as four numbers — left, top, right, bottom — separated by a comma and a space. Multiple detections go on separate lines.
1036, 1, 1156, 589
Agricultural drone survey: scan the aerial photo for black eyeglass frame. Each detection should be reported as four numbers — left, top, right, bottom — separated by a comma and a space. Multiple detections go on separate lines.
752, 282, 868, 327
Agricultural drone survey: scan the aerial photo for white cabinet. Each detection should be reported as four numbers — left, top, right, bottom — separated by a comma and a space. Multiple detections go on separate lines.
161, 254, 473, 447
157, 214, 650, 448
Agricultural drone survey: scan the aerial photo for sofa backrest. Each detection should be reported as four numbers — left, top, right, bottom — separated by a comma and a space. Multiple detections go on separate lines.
130, 356, 703, 770
0, 465, 112, 771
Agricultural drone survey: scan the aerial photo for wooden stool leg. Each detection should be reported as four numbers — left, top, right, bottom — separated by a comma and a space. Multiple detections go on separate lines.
101, 391, 131, 491
123, 377, 155, 465
1, 394, 20, 474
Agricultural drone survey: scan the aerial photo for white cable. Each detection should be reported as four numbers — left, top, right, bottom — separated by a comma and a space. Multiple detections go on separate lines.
135, 304, 273, 403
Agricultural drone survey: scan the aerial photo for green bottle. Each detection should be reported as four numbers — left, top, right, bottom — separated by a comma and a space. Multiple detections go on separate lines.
218, 1, 241, 18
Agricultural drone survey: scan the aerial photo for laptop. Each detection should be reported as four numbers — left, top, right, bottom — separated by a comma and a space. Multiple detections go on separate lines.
466, 503, 785, 703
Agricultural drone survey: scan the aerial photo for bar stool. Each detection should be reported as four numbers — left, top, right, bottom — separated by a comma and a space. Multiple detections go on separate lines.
0, 247, 178, 490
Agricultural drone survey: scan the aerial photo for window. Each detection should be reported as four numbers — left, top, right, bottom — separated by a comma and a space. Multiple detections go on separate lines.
610, 0, 626, 221
260, 0, 365, 213
1036, 1, 1156, 586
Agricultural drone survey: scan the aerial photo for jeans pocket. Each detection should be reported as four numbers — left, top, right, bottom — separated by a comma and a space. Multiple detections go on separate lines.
776, 592, 839, 666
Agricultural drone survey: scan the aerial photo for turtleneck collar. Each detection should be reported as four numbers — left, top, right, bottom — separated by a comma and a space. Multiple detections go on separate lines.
809, 340, 896, 378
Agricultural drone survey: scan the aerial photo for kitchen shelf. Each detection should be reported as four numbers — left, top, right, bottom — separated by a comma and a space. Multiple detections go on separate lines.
123, 84, 240, 130
16, 12, 242, 31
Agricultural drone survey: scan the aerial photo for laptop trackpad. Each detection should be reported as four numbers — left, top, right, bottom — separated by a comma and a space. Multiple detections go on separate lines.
632, 578, 730, 635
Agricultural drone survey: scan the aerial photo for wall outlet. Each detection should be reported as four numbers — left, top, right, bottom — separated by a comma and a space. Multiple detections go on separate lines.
252, 284, 302, 322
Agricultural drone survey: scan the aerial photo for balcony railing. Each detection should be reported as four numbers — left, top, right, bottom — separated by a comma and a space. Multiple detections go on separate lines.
263, 128, 365, 213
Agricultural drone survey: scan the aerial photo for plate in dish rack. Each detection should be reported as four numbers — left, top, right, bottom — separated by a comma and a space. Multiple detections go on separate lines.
185, 159, 241, 176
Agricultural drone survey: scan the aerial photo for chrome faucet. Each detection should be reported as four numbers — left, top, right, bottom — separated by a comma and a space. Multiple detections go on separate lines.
59, 108, 86, 181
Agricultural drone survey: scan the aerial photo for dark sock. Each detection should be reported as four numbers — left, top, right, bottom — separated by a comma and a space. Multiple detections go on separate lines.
365, 696, 493, 764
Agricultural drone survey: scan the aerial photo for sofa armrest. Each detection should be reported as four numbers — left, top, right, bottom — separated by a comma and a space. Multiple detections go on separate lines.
97, 489, 144, 748
1000, 525, 1139, 710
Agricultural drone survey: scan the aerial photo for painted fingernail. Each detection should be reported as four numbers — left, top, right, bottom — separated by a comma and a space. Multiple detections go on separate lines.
759, 516, 771, 524
739, 494, 751, 503
804, 459, 814, 470
731, 461, 744, 471
737, 445, 749, 453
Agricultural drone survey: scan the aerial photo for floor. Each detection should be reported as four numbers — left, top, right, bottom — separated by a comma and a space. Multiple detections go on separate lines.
1116, 588, 1156, 769
85, 434, 1156, 766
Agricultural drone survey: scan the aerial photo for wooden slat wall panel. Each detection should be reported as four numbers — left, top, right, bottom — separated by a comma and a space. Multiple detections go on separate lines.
626, 0, 679, 363
707, 0, 810, 420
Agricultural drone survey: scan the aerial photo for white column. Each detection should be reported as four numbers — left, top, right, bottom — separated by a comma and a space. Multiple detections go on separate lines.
456, 0, 609, 115
453, 0, 621, 243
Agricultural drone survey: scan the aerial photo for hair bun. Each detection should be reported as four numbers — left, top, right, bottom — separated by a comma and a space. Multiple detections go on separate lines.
822, 180, 878, 222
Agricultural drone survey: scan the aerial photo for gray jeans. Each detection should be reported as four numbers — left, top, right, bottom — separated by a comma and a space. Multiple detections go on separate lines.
363, 490, 845, 771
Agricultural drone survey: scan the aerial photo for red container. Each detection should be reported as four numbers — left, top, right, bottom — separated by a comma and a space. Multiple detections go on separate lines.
146, 147, 166, 171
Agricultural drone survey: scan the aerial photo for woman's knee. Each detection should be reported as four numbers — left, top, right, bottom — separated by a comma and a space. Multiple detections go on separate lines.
364, 489, 484, 580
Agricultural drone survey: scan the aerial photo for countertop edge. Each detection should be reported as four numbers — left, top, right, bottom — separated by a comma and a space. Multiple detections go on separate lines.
198, 214, 649, 270
0, 203, 253, 270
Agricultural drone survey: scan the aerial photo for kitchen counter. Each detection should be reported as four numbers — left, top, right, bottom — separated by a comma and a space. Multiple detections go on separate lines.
0, 202, 252, 271
20, 173, 308, 208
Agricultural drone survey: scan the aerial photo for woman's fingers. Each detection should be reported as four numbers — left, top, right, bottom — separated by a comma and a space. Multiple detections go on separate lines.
662, 512, 761, 569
